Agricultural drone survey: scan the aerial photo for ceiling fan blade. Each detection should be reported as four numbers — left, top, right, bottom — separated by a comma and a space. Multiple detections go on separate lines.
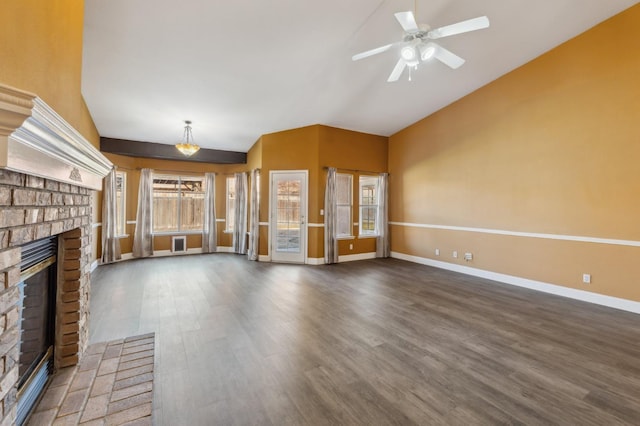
428, 16, 490, 39
387, 59, 407, 82
431, 43, 465, 69
352, 43, 394, 61
395, 11, 419, 33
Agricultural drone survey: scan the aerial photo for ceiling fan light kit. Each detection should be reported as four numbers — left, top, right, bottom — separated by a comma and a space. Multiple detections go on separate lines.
419, 44, 436, 60
352, 10, 490, 82
401, 45, 417, 61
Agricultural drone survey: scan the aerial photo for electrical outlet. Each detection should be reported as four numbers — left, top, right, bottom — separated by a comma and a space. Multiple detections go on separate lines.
464, 252, 473, 261
349, 244, 353, 250
320, 209, 324, 216
583, 274, 591, 284
435, 248, 440, 256
453, 251, 458, 258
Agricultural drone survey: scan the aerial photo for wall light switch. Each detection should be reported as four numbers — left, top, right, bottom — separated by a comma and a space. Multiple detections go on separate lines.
583, 274, 591, 284
453, 251, 458, 258
435, 248, 440, 256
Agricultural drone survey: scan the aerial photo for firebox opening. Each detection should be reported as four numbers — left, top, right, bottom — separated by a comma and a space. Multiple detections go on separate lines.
16, 236, 58, 426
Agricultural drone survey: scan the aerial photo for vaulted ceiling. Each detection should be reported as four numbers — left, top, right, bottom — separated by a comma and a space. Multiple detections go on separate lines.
82, 0, 638, 153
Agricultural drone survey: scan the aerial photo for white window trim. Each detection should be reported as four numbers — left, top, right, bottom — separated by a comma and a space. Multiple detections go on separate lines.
359, 175, 380, 238
336, 173, 353, 238
116, 170, 127, 237
225, 176, 236, 233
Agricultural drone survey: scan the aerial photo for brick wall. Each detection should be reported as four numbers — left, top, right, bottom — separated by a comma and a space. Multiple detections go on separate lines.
0, 169, 93, 425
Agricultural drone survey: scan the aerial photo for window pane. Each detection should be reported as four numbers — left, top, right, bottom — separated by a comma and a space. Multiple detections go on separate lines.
360, 206, 377, 234
180, 178, 204, 231
276, 179, 301, 252
152, 175, 204, 233
115, 172, 126, 235
336, 173, 352, 237
361, 184, 376, 205
336, 174, 351, 204
359, 176, 379, 236
227, 177, 236, 231
337, 205, 351, 236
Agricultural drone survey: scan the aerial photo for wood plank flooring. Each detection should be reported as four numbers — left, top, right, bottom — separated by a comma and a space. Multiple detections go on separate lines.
90, 255, 640, 425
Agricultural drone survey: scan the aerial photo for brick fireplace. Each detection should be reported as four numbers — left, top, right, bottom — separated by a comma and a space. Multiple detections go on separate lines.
0, 84, 111, 425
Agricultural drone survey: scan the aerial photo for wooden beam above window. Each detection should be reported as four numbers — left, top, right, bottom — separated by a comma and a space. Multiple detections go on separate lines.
100, 137, 247, 164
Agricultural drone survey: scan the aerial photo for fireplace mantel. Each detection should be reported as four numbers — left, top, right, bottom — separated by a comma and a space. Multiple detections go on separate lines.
0, 83, 112, 190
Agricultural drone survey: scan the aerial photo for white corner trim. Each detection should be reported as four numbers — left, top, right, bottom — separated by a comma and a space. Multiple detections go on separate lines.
306, 257, 325, 265
90, 259, 99, 272
391, 251, 640, 315
339, 252, 376, 263
389, 221, 640, 248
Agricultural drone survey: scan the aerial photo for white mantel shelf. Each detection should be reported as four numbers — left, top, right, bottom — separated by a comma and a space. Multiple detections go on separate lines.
0, 83, 112, 190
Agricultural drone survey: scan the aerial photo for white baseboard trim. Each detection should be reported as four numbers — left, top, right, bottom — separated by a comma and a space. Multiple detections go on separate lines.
339, 252, 376, 263
259, 255, 271, 262
391, 251, 640, 315
304, 252, 376, 265
100, 246, 237, 265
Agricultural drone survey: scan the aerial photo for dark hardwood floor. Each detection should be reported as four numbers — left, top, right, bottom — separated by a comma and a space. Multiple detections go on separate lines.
90, 255, 640, 425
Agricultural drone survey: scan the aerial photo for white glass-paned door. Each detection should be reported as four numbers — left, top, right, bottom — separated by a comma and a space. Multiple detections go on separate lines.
270, 171, 307, 263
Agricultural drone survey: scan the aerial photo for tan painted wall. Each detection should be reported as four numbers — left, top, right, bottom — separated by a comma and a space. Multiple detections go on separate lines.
0, 0, 99, 147
319, 126, 388, 258
389, 5, 640, 302
1, 0, 103, 265
258, 125, 388, 260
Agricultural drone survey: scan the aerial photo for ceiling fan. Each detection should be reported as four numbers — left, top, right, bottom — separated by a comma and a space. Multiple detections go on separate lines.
352, 11, 490, 82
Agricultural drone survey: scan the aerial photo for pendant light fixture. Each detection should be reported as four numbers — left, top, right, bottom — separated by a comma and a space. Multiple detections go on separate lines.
175, 120, 200, 157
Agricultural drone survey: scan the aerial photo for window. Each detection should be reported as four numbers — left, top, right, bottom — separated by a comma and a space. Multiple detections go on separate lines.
226, 176, 236, 232
336, 173, 352, 238
359, 175, 379, 236
115, 171, 126, 236
152, 175, 205, 233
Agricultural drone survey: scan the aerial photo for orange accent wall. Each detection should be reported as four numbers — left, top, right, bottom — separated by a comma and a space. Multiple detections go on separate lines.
389, 5, 640, 302
1, 0, 102, 263
259, 125, 388, 260
0, 0, 99, 147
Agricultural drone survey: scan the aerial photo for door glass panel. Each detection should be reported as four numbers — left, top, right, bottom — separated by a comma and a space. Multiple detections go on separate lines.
276, 179, 301, 253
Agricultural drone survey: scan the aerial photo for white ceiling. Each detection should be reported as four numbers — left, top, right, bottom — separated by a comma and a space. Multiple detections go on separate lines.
82, 0, 638, 153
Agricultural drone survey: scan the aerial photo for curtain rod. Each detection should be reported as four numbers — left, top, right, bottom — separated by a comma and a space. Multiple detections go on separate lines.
130, 167, 241, 176
323, 166, 388, 175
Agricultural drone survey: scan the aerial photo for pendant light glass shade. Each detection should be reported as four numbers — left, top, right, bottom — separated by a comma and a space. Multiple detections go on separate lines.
175, 120, 200, 157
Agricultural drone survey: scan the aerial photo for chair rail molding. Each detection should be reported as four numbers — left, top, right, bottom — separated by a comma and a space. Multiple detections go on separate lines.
0, 82, 112, 190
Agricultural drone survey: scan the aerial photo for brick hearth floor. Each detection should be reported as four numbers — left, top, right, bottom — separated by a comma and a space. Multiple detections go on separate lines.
26, 333, 155, 425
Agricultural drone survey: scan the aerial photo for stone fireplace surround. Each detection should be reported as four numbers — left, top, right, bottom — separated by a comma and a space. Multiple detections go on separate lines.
0, 83, 112, 425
